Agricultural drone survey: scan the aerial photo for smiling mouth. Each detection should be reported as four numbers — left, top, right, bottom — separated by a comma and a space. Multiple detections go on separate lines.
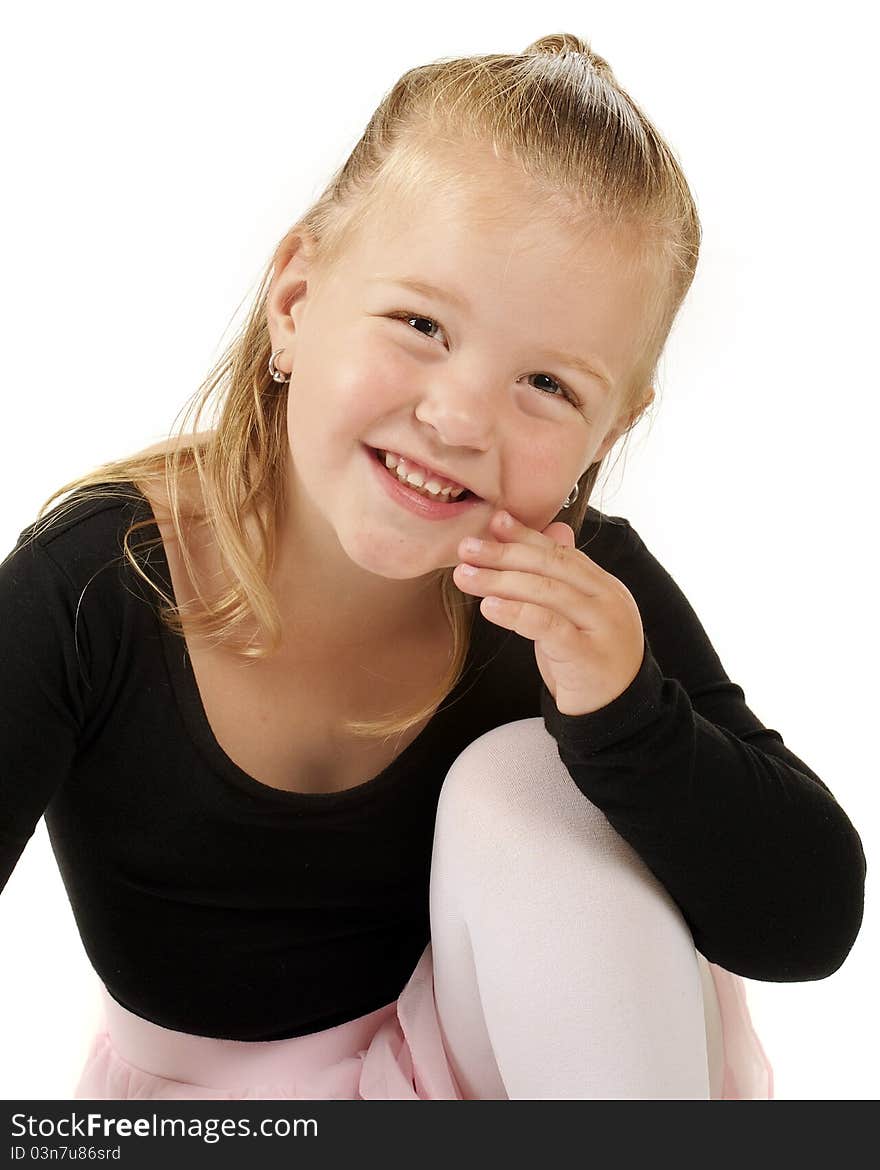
371, 447, 477, 502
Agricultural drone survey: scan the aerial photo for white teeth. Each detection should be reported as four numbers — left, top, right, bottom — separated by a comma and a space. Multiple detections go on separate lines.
380, 451, 466, 500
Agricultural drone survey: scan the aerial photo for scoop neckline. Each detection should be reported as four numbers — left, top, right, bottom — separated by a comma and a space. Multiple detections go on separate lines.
125, 483, 486, 809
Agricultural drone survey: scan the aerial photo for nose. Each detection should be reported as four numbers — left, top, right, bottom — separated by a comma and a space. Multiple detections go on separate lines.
413, 370, 495, 452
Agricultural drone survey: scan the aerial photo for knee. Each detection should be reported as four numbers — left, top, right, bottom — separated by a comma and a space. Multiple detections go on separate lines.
436, 716, 616, 846
434, 717, 686, 928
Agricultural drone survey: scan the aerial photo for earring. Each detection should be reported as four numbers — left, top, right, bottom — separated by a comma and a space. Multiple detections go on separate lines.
561, 482, 579, 509
268, 348, 291, 383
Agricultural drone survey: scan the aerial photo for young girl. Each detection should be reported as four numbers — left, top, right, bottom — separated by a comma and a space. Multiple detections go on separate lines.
0, 33, 866, 1100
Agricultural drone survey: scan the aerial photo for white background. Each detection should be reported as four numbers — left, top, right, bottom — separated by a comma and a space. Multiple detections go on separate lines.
1, 0, 876, 1100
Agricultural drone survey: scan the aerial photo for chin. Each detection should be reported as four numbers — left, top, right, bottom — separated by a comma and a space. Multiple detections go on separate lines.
341, 530, 450, 580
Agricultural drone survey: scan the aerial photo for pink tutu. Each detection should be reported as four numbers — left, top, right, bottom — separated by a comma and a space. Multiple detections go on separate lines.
73, 943, 773, 1100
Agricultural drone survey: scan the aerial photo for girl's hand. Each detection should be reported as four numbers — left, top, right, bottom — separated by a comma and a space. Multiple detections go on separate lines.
454, 509, 645, 716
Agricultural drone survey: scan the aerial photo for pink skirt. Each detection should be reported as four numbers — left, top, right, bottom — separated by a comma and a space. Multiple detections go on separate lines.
73, 944, 773, 1100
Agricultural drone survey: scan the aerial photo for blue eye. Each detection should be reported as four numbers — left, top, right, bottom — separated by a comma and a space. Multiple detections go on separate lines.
388, 311, 581, 406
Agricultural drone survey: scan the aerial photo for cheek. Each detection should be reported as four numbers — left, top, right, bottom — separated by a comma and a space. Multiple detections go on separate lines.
358, 332, 414, 387
507, 444, 586, 521
285, 340, 411, 459
340, 331, 413, 404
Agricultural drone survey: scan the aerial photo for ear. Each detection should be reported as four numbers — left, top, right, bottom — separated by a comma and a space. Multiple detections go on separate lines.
591, 385, 656, 464
265, 227, 321, 376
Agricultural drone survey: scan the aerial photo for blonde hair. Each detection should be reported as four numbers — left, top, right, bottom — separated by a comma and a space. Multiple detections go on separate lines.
29, 32, 701, 742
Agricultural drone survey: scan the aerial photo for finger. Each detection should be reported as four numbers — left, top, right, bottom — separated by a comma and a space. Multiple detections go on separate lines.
490, 509, 564, 549
543, 520, 578, 548
456, 535, 602, 597
454, 562, 599, 628
480, 594, 591, 663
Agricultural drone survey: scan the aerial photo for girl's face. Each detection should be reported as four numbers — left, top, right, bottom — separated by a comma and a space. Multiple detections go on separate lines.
268, 174, 654, 582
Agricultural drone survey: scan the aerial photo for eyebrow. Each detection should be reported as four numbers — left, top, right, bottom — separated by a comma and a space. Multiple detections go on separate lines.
370, 276, 613, 394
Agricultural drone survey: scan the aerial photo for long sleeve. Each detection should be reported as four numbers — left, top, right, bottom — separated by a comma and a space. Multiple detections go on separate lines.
540, 514, 867, 983
0, 534, 87, 891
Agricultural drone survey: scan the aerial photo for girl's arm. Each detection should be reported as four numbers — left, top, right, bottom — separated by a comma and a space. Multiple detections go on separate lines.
0, 531, 86, 893
540, 513, 866, 982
